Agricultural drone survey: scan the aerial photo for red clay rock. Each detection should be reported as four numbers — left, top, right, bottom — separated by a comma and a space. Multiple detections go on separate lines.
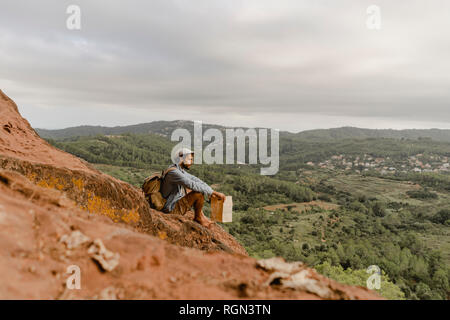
0, 89, 247, 255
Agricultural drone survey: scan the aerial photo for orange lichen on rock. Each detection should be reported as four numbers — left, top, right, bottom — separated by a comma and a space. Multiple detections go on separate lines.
158, 230, 168, 240
25, 172, 66, 191
84, 192, 118, 222
83, 192, 140, 224
121, 208, 140, 223
36, 176, 65, 190
72, 177, 84, 192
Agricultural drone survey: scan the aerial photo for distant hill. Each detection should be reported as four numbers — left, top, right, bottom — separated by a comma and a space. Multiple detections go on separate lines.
289, 126, 450, 142
36, 122, 450, 142
36, 120, 230, 140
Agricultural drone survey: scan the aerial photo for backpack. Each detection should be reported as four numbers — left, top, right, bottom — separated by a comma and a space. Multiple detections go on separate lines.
142, 167, 176, 211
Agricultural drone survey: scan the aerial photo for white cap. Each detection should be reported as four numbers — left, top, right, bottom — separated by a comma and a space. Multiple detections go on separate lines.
172, 147, 194, 164
178, 147, 194, 158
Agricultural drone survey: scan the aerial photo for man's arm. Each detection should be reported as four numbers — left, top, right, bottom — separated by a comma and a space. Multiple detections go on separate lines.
184, 171, 226, 201
183, 171, 209, 187
166, 169, 213, 197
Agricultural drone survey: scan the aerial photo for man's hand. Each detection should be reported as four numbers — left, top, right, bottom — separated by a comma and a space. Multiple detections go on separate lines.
211, 191, 226, 201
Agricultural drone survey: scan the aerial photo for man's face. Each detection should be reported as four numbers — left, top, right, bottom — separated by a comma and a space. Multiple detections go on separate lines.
182, 153, 194, 169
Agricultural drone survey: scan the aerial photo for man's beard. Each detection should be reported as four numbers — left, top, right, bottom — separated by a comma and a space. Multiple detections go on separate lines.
181, 162, 191, 170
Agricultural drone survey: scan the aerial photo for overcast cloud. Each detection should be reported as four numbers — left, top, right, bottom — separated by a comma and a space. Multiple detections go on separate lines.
1, 0, 449, 131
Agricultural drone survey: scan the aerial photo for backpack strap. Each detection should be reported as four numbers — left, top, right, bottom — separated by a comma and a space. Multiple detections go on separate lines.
162, 166, 177, 179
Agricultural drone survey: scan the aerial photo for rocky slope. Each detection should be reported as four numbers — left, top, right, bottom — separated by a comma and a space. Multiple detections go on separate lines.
0, 89, 381, 299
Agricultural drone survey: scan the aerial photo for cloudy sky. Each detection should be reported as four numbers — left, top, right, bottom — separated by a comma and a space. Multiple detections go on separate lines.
1, 1, 449, 132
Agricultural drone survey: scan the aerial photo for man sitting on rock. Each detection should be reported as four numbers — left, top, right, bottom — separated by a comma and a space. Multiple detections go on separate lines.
160, 148, 226, 228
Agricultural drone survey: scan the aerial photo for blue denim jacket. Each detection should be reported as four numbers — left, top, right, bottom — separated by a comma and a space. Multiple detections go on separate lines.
160, 164, 213, 212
